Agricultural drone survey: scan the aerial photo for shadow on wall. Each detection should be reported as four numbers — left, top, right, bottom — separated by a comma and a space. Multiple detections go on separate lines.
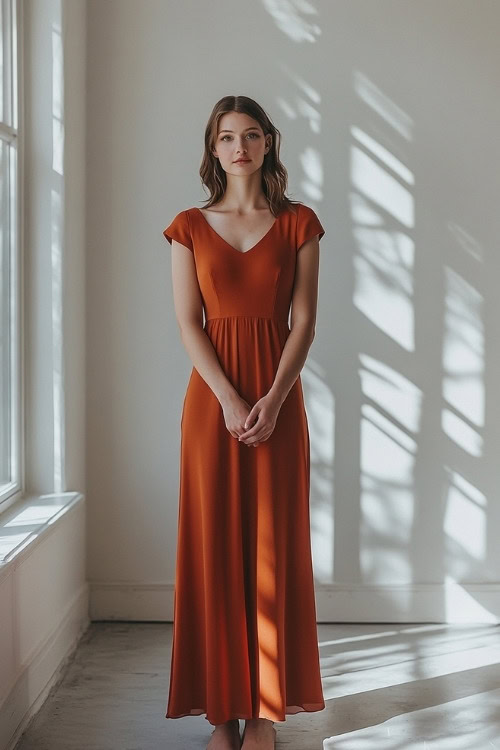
264, 2, 500, 626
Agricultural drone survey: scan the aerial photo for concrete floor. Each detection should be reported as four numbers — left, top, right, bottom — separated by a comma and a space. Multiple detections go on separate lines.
13, 621, 500, 749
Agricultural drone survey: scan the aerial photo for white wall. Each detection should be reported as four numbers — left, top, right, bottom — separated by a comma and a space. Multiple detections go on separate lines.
86, 0, 500, 622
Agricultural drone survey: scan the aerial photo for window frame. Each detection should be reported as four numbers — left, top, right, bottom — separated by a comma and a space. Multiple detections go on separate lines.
0, 0, 24, 514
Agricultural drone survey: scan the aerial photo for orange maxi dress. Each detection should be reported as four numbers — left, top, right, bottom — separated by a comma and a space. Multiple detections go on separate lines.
162, 202, 325, 726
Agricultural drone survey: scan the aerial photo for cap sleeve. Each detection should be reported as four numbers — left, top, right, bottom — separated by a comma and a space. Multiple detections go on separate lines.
162, 210, 193, 252
296, 203, 325, 251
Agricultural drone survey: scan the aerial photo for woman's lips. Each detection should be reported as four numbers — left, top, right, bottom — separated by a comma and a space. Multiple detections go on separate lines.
234, 159, 250, 164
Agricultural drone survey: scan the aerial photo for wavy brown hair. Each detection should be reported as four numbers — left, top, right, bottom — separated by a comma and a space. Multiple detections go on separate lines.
199, 95, 301, 217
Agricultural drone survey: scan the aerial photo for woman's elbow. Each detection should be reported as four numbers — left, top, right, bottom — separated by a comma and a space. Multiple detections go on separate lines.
291, 316, 316, 343
177, 314, 203, 336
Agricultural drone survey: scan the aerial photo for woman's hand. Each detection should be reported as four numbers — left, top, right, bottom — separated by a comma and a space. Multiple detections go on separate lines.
221, 393, 255, 441
237, 392, 282, 447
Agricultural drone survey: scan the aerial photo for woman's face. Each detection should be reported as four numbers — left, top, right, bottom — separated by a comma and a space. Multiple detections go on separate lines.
213, 111, 271, 177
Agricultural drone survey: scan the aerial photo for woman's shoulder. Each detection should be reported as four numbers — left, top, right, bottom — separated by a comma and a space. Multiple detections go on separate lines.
282, 200, 322, 221
293, 201, 319, 217
171, 207, 197, 220
293, 201, 326, 247
162, 208, 195, 251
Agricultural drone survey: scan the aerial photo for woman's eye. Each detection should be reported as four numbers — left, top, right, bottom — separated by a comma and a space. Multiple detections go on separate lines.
220, 133, 259, 141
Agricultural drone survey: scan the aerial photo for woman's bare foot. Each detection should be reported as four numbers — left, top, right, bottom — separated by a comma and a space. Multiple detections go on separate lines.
241, 718, 276, 748
207, 718, 241, 750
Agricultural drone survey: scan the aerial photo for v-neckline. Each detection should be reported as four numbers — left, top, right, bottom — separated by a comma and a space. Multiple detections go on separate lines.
195, 207, 281, 255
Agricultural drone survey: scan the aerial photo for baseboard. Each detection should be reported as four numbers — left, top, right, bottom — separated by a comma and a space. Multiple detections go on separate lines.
314, 581, 500, 623
89, 580, 500, 624
1, 583, 90, 750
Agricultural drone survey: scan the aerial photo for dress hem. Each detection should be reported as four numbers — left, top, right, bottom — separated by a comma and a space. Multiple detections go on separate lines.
165, 702, 326, 726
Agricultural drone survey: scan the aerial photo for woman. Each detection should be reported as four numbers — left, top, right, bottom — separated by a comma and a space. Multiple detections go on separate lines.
163, 95, 325, 750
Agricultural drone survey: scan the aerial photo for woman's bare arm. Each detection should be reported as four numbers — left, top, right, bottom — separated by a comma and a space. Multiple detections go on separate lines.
236, 234, 320, 445
170, 239, 238, 406
267, 235, 320, 407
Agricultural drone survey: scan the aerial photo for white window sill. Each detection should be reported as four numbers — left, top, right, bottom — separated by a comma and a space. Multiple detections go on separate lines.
0, 492, 84, 579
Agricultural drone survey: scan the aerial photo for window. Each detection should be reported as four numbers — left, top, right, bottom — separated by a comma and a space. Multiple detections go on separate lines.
0, 0, 21, 511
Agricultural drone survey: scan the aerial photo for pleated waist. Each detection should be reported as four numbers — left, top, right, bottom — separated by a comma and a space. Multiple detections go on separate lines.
204, 317, 291, 346
205, 316, 289, 325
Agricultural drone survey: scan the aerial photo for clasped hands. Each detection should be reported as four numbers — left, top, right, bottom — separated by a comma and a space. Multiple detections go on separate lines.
222, 391, 282, 448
